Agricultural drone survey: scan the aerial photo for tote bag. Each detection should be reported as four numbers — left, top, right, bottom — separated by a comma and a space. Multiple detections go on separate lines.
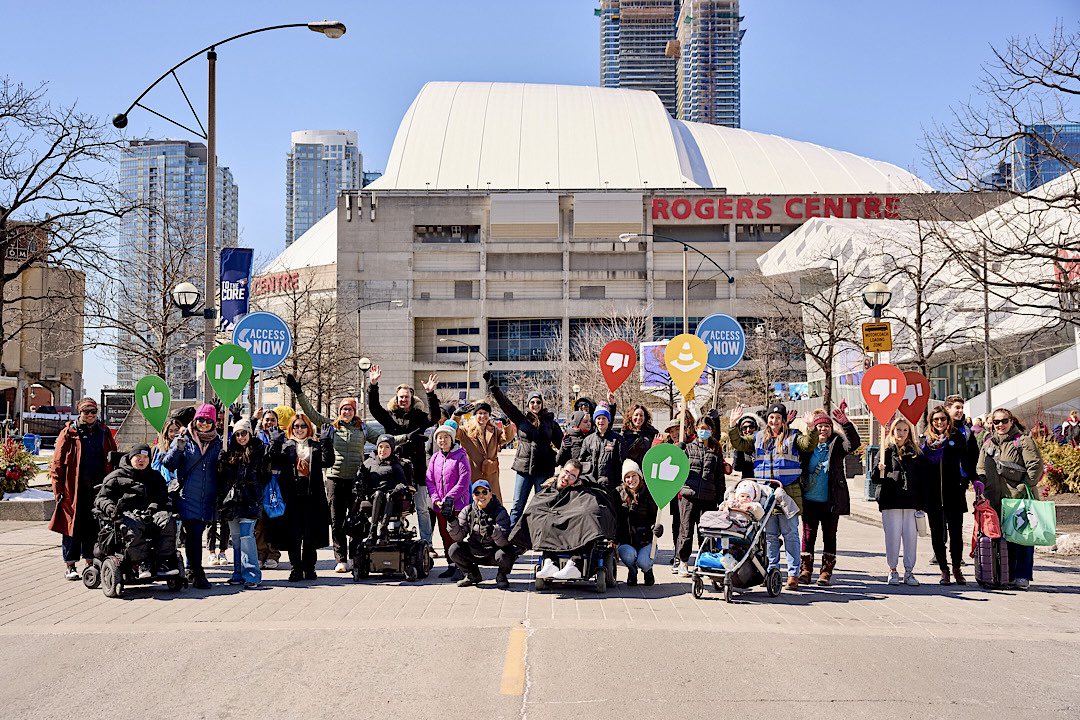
1001, 485, 1056, 547
263, 471, 286, 519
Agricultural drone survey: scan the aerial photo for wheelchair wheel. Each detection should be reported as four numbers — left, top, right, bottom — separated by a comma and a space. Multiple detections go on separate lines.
723, 577, 733, 604
766, 568, 784, 597
691, 575, 704, 599
101, 557, 121, 598
604, 550, 616, 587
82, 564, 100, 589
413, 543, 432, 579
534, 576, 547, 591
404, 563, 419, 582
166, 577, 184, 591
594, 568, 607, 593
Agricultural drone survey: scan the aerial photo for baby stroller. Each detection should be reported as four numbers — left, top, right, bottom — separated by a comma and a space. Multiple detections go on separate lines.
690, 484, 783, 602
345, 481, 433, 582
532, 539, 618, 593
83, 501, 186, 598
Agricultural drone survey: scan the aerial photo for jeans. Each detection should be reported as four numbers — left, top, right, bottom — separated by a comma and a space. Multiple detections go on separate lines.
61, 533, 95, 563
927, 507, 965, 572
413, 485, 433, 544
765, 511, 802, 577
617, 544, 654, 575
1007, 541, 1035, 582
228, 518, 260, 585
801, 500, 839, 556
182, 520, 206, 573
881, 508, 918, 573
510, 472, 546, 527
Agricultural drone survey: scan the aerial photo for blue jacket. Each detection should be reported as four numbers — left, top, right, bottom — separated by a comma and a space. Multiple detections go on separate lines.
161, 434, 223, 522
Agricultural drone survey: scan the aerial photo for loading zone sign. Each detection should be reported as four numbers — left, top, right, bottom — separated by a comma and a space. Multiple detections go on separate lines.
862, 322, 893, 353
232, 311, 293, 371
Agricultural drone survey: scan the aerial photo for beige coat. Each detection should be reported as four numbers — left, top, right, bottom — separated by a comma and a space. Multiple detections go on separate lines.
456, 418, 513, 500
976, 430, 1044, 515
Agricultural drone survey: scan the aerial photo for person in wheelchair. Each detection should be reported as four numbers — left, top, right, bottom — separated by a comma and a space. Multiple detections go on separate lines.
93, 445, 179, 579
359, 435, 412, 542
445, 480, 516, 589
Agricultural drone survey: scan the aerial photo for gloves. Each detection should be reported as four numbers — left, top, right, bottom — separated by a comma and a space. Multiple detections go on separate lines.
653, 524, 664, 538
229, 403, 243, 423
482, 371, 493, 385
561, 435, 574, 448
391, 483, 409, 496
973, 480, 985, 497
285, 374, 302, 394
440, 498, 457, 519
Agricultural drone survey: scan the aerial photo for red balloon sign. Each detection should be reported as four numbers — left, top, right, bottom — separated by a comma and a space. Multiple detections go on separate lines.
860, 363, 908, 426
600, 340, 637, 392
899, 371, 931, 425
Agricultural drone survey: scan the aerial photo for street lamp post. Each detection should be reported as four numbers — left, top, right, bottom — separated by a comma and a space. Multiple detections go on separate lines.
862, 281, 893, 456
439, 338, 489, 401
355, 299, 403, 415
114, 21, 346, 400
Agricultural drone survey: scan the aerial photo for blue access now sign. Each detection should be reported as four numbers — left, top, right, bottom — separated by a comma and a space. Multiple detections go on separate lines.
695, 313, 746, 371
232, 311, 293, 372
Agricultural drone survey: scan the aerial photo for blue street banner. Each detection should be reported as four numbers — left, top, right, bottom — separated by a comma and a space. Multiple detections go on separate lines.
232, 311, 293, 372
219, 247, 253, 332
695, 313, 746, 371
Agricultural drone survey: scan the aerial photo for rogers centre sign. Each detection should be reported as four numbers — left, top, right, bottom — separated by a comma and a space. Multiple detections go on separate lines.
252, 271, 299, 297
651, 195, 901, 222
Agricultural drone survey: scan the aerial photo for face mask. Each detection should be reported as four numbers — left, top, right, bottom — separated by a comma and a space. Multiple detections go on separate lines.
698, 430, 712, 440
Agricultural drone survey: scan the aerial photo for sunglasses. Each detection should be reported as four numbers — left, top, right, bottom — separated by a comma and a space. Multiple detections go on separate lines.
195, 418, 213, 425
81, 409, 97, 415
234, 430, 250, 436
932, 416, 949, 423
473, 488, 489, 496
291, 423, 308, 430
992, 418, 1012, 426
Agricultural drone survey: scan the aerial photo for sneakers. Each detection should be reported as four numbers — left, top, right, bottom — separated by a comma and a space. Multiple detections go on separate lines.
671, 556, 680, 574
244, 582, 260, 589
226, 576, 244, 586
158, 563, 180, 577
1013, 578, 1030, 590
64, 566, 80, 581
334, 562, 348, 574
643, 569, 655, 586
553, 561, 582, 580
137, 565, 152, 580
904, 572, 920, 587
457, 574, 482, 587
208, 552, 228, 567
495, 572, 510, 590
264, 558, 278, 570
887, 570, 902, 585
536, 559, 559, 579
677, 562, 690, 577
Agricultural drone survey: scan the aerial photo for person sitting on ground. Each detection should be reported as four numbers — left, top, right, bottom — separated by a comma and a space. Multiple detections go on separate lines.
359, 435, 411, 541
446, 479, 516, 589
94, 444, 179, 579
615, 459, 662, 587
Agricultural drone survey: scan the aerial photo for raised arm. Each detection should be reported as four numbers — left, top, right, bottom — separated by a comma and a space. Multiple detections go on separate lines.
485, 373, 526, 427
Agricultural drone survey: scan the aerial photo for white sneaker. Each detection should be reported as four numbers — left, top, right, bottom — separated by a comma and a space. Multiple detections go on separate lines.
207, 553, 219, 567
536, 559, 559, 579
553, 561, 582, 580
887, 570, 901, 585
904, 572, 919, 587
677, 562, 690, 577
64, 567, 80, 581
1013, 578, 1030, 590
334, 562, 348, 573
264, 558, 278, 570
218, 552, 229, 566
137, 566, 152, 580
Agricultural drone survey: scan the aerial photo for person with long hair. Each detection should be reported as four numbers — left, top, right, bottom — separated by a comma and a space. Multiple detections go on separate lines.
976, 408, 1044, 589
616, 459, 661, 586
675, 416, 726, 577
454, 401, 515, 501
216, 417, 266, 588
921, 405, 972, 585
621, 404, 658, 465
872, 417, 927, 586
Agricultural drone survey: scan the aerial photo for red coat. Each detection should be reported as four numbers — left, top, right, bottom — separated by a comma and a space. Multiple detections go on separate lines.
47, 422, 117, 535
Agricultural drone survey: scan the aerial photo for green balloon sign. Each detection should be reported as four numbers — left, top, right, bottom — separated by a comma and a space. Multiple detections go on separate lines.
641, 443, 690, 509
134, 375, 171, 433
205, 344, 253, 406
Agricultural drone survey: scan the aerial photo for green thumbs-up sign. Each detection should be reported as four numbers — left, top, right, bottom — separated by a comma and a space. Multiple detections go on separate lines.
205, 344, 253, 407
134, 375, 171, 433
642, 443, 690, 509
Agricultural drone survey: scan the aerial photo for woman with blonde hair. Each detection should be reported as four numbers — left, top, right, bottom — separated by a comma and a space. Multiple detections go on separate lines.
871, 417, 927, 586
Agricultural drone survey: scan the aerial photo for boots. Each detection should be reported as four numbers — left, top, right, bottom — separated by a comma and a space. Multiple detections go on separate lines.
818, 553, 836, 586
799, 553, 814, 585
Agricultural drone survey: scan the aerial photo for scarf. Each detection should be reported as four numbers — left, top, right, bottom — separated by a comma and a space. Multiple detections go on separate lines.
296, 440, 313, 476
192, 427, 219, 455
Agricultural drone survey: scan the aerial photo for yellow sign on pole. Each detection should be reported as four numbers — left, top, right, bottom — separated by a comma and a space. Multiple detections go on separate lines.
862, 322, 893, 353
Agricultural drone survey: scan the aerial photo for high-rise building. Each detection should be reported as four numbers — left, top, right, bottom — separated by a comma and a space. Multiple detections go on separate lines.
674, 0, 743, 127
285, 130, 362, 246
117, 139, 238, 396
1012, 124, 1080, 191
599, 1, 679, 116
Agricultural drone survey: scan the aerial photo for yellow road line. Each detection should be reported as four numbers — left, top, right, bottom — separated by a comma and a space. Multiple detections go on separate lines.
499, 625, 528, 695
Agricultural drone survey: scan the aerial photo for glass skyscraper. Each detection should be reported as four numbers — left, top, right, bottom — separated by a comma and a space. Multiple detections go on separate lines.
599, 0, 680, 117
1012, 124, 1080, 191
285, 130, 362, 246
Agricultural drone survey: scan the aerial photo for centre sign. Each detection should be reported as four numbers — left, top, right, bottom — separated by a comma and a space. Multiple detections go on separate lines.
651, 195, 902, 222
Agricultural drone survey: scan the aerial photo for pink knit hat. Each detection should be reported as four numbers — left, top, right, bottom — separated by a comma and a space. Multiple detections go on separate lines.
810, 412, 832, 429
193, 403, 217, 423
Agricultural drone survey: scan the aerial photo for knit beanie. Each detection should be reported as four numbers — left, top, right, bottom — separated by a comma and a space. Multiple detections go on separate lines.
570, 410, 587, 428
621, 458, 643, 480
193, 403, 217, 423
233, 417, 253, 434
766, 403, 787, 420
433, 424, 457, 441
810, 411, 832, 429
77, 397, 98, 413
339, 398, 358, 414
593, 407, 612, 422
473, 401, 492, 414
735, 480, 762, 502
376, 434, 395, 451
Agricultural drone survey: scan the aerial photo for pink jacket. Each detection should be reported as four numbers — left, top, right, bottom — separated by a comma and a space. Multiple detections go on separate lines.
426, 446, 472, 511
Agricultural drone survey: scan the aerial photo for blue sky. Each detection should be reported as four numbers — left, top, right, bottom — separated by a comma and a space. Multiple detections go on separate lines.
0, 0, 1075, 395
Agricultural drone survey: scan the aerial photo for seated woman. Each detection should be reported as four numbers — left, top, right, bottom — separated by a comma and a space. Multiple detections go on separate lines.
94, 444, 179, 579
509, 459, 617, 581
359, 434, 411, 541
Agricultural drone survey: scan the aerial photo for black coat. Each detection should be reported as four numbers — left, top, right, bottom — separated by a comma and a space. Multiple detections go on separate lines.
678, 439, 725, 504
798, 421, 858, 516
621, 425, 658, 465
871, 445, 928, 511
922, 428, 973, 514
273, 437, 333, 549
359, 454, 408, 495
509, 481, 616, 552
615, 485, 659, 549
555, 428, 588, 467
448, 495, 512, 553
580, 429, 624, 497
489, 382, 563, 478
94, 455, 171, 521
367, 384, 440, 486
216, 439, 267, 521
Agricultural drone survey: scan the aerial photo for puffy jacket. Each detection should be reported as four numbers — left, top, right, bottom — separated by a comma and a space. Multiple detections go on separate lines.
296, 391, 382, 482
580, 429, 625, 497
94, 454, 171, 521
161, 433, 223, 522
922, 428, 972, 514
216, 439, 267, 521
360, 454, 408, 495
368, 383, 440, 486
489, 382, 563, 477
426, 446, 472, 511
620, 425, 658, 465
448, 495, 512, 552
871, 445, 927, 511
615, 485, 658, 549
555, 428, 588, 467
678, 438, 725, 503
798, 421, 859, 516
976, 430, 1044, 515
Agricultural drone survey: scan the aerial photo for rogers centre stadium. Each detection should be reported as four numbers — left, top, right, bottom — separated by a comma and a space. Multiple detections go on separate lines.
255, 81, 994, 408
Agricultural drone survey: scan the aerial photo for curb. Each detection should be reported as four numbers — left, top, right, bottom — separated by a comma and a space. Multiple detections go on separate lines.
0, 498, 55, 521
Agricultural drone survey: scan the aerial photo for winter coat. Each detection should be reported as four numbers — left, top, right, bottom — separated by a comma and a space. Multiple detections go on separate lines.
976, 430, 1044, 516
620, 424, 659, 465
296, 391, 382, 483
678, 438, 726, 504
921, 428, 972, 515
160, 432, 223, 523
580, 429, 625, 497
555, 428, 588, 467
368, 384, 440, 486
871, 445, 928, 511
93, 455, 171, 521
455, 418, 513, 485
48, 421, 118, 536
216, 440, 267, 521
733, 445, 755, 479
426, 446, 472, 512
615, 485, 659, 549
360, 454, 409, 495
489, 382, 563, 477
447, 495, 512, 553
798, 421, 859, 516
728, 427, 810, 487
509, 481, 616, 552
275, 437, 333, 549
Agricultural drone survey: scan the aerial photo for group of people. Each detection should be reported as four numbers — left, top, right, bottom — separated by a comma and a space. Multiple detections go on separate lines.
47, 379, 1046, 593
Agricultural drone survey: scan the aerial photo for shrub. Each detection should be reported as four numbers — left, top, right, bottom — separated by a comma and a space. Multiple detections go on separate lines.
0, 438, 38, 496
1033, 439, 1080, 495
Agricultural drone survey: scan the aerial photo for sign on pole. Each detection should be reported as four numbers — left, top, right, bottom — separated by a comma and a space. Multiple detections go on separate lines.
641, 444, 690, 509
861, 321, 893, 353
899, 371, 931, 424
663, 334, 708, 397
232, 311, 293, 372
860, 363, 907, 426
695, 313, 746, 371
599, 340, 636, 392
205, 344, 254, 406
219, 247, 253, 332
134, 375, 171, 432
